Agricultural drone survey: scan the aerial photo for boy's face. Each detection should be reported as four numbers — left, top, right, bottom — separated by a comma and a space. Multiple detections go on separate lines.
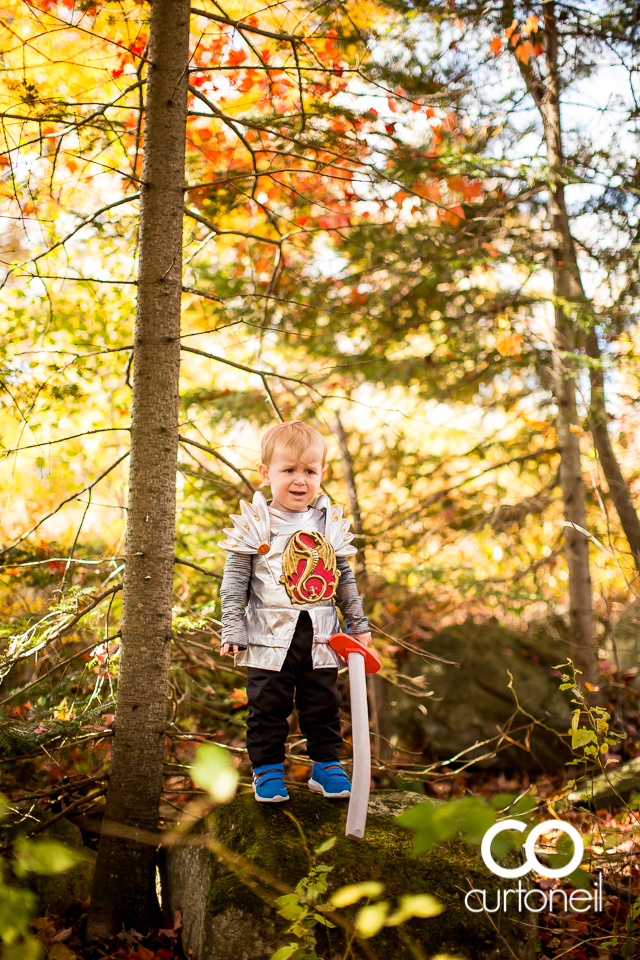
258, 444, 326, 512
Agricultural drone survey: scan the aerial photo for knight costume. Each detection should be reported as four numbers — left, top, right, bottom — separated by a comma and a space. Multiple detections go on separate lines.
218, 490, 369, 671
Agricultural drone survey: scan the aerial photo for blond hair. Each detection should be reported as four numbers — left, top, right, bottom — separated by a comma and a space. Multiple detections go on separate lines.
261, 421, 327, 467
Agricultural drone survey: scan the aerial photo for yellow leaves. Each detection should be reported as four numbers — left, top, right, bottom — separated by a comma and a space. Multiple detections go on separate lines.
53, 697, 74, 721
385, 894, 443, 925
515, 40, 535, 64
523, 418, 548, 431
355, 902, 389, 938
352, 892, 443, 938
48, 943, 76, 960
499, 16, 540, 63
569, 424, 587, 438
505, 19, 518, 41
496, 334, 523, 357
330, 881, 384, 908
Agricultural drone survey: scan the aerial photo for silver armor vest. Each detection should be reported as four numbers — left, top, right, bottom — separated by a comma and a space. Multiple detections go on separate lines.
219, 491, 357, 671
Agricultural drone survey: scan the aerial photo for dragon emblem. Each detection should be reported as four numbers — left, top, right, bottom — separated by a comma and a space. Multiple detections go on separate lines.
280, 531, 340, 605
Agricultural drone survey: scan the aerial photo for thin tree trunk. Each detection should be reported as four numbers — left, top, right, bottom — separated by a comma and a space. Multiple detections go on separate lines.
585, 330, 640, 575
87, 0, 191, 936
513, 1, 597, 683
332, 413, 392, 768
515, 2, 640, 669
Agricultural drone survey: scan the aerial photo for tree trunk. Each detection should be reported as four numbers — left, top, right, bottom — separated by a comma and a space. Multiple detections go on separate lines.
87, 0, 191, 937
585, 330, 640, 576
332, 414, 392, 768
515, 2, 640, 675
517, 1, 597, 683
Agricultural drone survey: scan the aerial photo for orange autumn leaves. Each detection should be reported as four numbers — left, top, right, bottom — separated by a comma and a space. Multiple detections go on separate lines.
490, 15, 544, 65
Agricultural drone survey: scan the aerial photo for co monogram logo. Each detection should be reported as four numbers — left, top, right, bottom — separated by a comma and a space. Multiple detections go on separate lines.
481, 819, 584, 879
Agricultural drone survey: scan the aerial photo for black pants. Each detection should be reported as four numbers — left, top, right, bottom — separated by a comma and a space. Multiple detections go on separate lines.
246, 612, 343, 767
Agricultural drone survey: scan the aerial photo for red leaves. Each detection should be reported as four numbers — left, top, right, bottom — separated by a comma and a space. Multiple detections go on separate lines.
226, 49, 247, 68
490, 37, 503, 57
227, 688, 248, 707
443, 204, 465, 225
110, 34, 148, 79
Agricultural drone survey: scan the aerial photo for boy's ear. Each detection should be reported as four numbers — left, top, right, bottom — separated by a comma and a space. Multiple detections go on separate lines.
258, 463, 270, 485
321, 466, 327, 480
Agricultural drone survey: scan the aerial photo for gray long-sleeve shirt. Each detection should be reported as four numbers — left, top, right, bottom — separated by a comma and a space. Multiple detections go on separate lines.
220, 552, 369, 650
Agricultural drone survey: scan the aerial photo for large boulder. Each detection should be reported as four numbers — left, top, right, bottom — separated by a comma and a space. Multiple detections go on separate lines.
389, 622, 573, 770
612, 597, 640, 688
162, 790, 537, 960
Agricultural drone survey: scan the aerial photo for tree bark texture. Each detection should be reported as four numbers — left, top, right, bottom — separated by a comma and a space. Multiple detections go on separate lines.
87, 0, 191, 936
332, 414, 392, 767
513, 1, 596, 682
585, 330, 640, 576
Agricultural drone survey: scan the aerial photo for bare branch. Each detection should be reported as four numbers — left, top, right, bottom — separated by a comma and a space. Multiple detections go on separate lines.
184, 205, 281, 247
190, 7, 302, 42
0, 195, 140, 290
175, 557, 222, 579
178, 435, 255, 493
1, 427, 130, 456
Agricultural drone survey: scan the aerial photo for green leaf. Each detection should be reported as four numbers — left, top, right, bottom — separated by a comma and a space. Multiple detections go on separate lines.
1, 938, 44, 960
270, 945, 300, 960
489, 793, 515, 811
397, 798, 496, 855
190, 742, 238, 802
569, 867, 591, 891
13, 838, 87, 877
314, 836, 336, 855
329, 881, 384, 908
355, 901, 389, 938
507, 794, 538, 821
313, 915, 335, 928
0, 880, 38, 943
385, 894, 443, 925
275, 895, 307, 922
571, 728, 597, 749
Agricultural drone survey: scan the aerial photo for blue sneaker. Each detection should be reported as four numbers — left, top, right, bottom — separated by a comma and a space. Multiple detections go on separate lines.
308, 761, 351, 799
252, 763, 289, 803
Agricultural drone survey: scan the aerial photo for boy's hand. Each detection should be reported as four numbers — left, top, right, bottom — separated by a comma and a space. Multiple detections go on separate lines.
220, 643, 239, 656
354, 633, 371, 647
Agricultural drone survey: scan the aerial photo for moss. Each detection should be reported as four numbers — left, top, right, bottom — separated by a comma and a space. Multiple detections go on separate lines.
189, 790, 536, 959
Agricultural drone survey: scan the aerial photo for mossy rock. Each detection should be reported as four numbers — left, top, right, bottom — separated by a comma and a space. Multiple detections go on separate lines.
162, 790, 537, 960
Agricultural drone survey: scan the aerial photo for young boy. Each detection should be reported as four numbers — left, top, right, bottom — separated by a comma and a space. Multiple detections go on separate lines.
219, 421, 371, 802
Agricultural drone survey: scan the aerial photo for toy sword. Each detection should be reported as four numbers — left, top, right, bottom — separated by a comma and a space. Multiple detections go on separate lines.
329, 633, 382, 840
